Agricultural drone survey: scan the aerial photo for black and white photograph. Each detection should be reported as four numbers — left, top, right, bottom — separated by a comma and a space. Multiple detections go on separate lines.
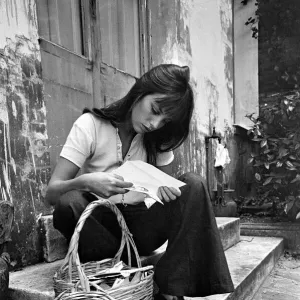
0, 1, 300, 299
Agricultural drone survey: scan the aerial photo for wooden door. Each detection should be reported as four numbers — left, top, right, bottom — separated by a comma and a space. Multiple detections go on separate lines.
96, 0, 150, 107
36, 0, 150, 168
36, 0, 94, 169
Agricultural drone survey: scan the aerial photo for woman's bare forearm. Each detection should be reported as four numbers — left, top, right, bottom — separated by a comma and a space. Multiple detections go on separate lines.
45, 175, 88, 206
45, 172, 133, 206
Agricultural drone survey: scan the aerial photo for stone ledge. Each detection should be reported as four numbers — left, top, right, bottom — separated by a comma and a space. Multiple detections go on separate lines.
217, 217, 240, 251
187, 236, 284, 300
39, 216, 240, 263
39, 216, 68, 263
240, 222, 300, 254
8, 236, 284, 300
8, 245, 167, 300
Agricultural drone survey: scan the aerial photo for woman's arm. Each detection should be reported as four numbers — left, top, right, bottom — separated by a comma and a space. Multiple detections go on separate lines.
45, 157, 133, 206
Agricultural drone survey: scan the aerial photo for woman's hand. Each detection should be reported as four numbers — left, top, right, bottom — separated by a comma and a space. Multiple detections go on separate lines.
45, 158, 133, 206
82, 172, 133, 198
157, 186, 181, 203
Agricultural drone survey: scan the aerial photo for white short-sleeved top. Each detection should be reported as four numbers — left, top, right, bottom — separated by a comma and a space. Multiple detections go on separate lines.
60, 113, 174, 174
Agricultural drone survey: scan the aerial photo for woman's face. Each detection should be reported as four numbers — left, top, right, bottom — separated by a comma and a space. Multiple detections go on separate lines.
131, 94, 170, 134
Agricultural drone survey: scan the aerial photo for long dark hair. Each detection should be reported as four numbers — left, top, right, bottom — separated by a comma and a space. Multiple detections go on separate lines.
83, 64, 194, 165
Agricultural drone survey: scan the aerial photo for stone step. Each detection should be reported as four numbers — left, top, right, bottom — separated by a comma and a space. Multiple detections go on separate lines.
187, 236, 284, 300
7, 217, 240, 300
240, 221, 300, 255
40, 216, 240, 263
252, 254, 300, 300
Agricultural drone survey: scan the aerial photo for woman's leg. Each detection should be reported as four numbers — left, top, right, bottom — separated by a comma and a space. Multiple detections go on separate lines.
154, 173, 234, 297
53, 190, 121, 263
120, 202, 169, 256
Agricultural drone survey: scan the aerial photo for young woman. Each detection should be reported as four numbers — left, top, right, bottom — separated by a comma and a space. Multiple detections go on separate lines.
46, 64, 233, 300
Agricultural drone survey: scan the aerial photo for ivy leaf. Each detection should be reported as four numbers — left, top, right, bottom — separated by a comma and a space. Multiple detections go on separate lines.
285, 201, 294, 214
295, 144, 300, 150
263, 177, 273, 186
289, 155, 297, 160
247, 157, 254, 164
279, 147, 288, 157
264, 162, 270, 169
286, 161, 294, 168
262, 191, 270, 198
255, 173, 261, 181
255, 128, 262, 136
276, 161, 283, 168
291, 174, 300, 183
260, 140, 267, 148
252, 138, 262, 142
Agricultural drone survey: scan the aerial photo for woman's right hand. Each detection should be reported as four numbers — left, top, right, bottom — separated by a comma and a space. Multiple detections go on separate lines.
45, 157, 133, 206
82, 172, 133, 198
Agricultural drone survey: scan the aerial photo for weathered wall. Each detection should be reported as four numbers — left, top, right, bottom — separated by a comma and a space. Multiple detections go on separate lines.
0, 0, 50, 266
0, 0, 260, 267
234, 0, 259, 128
149, 0, 235, 191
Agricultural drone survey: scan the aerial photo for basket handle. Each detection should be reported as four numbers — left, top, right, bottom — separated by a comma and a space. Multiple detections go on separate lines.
60, 199, 142, 292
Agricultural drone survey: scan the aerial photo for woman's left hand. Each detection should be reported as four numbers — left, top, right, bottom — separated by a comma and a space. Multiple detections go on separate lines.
157, 186, 181, 202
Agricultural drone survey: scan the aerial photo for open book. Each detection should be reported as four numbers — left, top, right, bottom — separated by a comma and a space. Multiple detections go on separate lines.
112, 160, 186, 205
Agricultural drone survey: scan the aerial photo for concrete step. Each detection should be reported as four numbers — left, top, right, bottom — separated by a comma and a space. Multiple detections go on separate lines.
187, 236, 284, 300
252, 254, 300, 300
8, 217, 240, 300
40, 215, 240, 263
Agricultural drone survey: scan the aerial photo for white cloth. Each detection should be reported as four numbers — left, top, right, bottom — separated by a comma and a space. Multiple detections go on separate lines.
214, 143, 230, 168
60, 113, 174, 174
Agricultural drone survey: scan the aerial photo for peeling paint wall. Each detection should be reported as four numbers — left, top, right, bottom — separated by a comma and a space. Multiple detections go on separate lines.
150, 0, 235, 191
234, 0, 259, 127
0, 0, 259, 267
0, 0, 50, 266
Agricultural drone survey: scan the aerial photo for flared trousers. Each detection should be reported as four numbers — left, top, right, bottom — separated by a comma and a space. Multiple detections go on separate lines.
53, 172, 234, 297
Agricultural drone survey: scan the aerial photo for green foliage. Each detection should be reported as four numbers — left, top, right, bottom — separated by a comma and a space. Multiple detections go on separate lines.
243, 0, 300, 91
246, 90, 300, 214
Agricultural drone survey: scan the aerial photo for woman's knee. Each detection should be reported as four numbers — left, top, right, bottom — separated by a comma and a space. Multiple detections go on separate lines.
53, 190, 89, 230
179, 172, 207, 188
178, 172, 210, 204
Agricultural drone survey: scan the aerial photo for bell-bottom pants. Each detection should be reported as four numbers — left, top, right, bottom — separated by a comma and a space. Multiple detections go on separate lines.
53, 172, 234, 297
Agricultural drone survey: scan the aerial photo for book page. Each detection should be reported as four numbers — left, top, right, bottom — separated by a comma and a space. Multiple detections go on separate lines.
112, 160, 186, 203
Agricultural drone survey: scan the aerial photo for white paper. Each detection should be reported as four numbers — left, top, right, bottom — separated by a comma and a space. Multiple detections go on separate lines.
112, 160, 186, 204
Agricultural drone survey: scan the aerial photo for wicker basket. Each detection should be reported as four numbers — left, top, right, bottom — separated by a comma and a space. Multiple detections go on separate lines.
53, 199, 154, 300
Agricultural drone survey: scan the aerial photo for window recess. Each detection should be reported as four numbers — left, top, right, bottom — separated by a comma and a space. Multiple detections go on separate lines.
99, 0, 150, 77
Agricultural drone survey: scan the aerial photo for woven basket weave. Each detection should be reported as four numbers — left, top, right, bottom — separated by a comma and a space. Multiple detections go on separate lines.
53, 199, 154, 300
